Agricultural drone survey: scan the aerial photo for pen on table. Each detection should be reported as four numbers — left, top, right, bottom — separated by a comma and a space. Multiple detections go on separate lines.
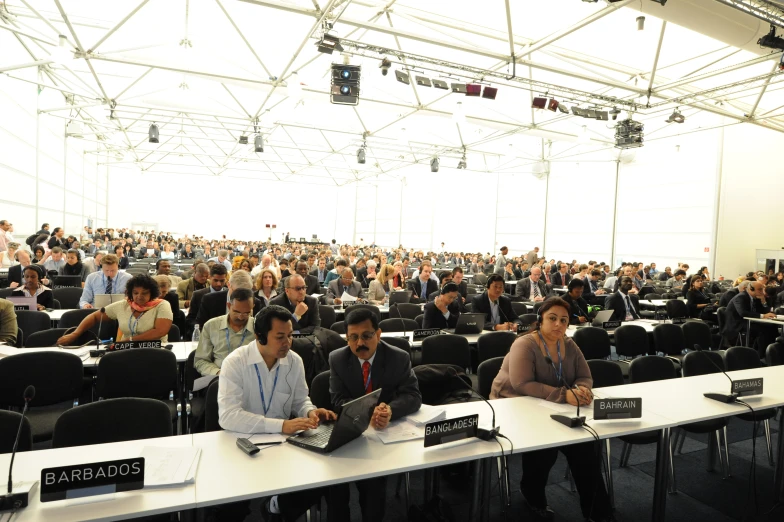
253, 442, 283, 446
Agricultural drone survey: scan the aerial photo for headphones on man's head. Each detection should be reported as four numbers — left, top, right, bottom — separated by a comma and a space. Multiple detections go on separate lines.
486, 274, 504, 289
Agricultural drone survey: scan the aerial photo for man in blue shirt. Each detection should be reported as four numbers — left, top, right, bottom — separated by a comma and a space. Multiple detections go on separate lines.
79, 254, 131, 308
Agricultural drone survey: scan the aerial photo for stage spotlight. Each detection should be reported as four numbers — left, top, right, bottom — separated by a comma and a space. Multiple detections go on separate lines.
532, 97, 548, 110
758, 26, 784, 51
466, 84, 481, 96
416, 76, 432, 87
254, 134, 264, 152
432, 79, 449, 89
665, 109, 685, 123
609, 108, 621, 120
430, 157, 439, 172
357, 146, 366, 164
379, 57, 392, 76
331, 64, 361, 105
395, 70, 410, 85
148, 123, 159, 143
482, 87, 498, 100
238, 135, 248, 144
450, 83, 467, 93
316, 34, 343, 54
557, 103, 570, 114
637, 16, 645, 31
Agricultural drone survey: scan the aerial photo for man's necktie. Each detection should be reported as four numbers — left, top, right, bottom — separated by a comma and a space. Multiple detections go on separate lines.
533, 284, 540, 298
105, 276, 113, 294
362, 361, 372, 394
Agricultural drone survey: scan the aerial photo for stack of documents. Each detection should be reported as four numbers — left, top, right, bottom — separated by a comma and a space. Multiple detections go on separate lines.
374, 405, 446, 444
139, 446, 202, 487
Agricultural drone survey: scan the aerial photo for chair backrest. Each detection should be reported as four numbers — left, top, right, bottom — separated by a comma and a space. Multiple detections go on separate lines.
587, 360, 624, 387
378, 318, 419, 333
318, 305, 336, 329
52, 398, 172, 448
572, 327, 611, 360
330, 321, 346, 334
477, 357, 504, 399
25, 328, 92, 348
511, 302, 527, 316
725, 346, 764, 371
716, 306, 727, 330
421, 334, 471, 370
343, 304, 381, 322
682, 350, 725, 377
647, 293, 662, 300
0, 410, 32, 454
520, 313, 538, 326
414, 314, 423, 328
766, 341, 784, 366
184, 349, 200, 395
614, 324, 650, 358
57, 308, 96, 329
205, 379, 221, 432
473, 273, 487, 286
0, 351, 83, 407
533, 301, 544, 315
392, 303, 422, 320
97, 348, 178, 400
651, 323, 684, 356
0, 288, 13, 299
681, 321, 712, 352
628, 356, 677, 383
15, 328, 23, 348
476, 331, 515, 363
14, 310, 51, 346
168, 323, 181, 343
52, 287, 83, 310
51, 299, 61, 310
665, 299, 689, 319
309, 370, 332, 409
382, 337, 412, 361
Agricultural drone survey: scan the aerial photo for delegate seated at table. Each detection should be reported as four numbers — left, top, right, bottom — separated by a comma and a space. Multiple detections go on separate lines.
472, 274, 520, 331
11, 265, 53, 311
423, 282, 461, 329
490, 297, 613, 522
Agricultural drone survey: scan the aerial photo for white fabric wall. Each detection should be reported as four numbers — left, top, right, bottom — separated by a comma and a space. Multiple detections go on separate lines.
0, 64, 104, 240
496, 172, 546, 256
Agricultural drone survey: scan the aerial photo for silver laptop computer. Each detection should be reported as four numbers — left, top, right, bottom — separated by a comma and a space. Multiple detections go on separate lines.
94, 294, 126, 309
591, 310, 615, 327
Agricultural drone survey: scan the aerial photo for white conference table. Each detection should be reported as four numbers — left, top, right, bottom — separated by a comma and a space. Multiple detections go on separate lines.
0, 341, 194, 367
0, 434, 196, 522
745, 316, 784, 346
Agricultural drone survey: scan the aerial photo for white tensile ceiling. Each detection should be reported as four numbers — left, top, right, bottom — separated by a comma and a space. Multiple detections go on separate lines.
2, 0, 784, 185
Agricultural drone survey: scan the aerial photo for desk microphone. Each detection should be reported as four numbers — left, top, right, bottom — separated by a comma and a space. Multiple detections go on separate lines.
496, 300, 515, 331
544, 365, 586, 428
2, 385, 34, 510
695, 344, 739, 403
445, 367, 500, 440
96, 307, 106, 348
390, 302, 407, 337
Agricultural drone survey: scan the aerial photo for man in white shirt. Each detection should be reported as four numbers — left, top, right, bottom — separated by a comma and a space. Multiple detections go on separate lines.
218, 304, 336, 521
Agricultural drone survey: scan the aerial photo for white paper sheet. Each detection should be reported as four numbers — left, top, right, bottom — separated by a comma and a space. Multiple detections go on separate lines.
192, 375, 218, 393
140, 447, 202, 486
405, 404, 446, 426
341, 291, 357, 303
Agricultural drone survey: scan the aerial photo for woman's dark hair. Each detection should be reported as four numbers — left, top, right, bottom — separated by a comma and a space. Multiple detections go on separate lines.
33, 245, 45, 257
114, 245, 123, 254
23, 264, 44, 279
125, 274, 161, 301
523, 296, 572, 337
33, 233, 49, 247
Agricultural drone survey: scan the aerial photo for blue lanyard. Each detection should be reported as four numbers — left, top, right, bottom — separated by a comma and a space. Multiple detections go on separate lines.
254, 364, 280, 416
128, 311, 145, 338
225, 327, 248, 353
538, 332, 563, 385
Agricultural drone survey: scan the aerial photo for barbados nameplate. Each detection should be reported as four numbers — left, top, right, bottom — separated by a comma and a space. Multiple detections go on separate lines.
40, 457, 144, 502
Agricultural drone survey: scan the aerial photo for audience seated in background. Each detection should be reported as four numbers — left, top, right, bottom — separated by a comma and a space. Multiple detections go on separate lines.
11, 265, 53, 311
269, 274, 320, 334
195, 287, 255, 377
177, 262, 209, 308
254, 268, 278, 309
80, 254, 131, 309
472, 274, 520, 331
326, 268, 365, 305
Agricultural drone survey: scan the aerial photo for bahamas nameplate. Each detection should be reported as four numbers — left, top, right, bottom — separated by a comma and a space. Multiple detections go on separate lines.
413, 328, 441, 341
424, 414, 479, 447
671, 317, 688, 325
593, 398, 642, 420
40, 457, 145, 502
732, 378, 763, 396
112, 340, 162, 350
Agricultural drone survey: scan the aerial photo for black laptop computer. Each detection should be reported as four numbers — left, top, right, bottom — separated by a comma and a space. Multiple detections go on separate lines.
388, 291, 412, 305
287, 389, 381, 453
442, 313, 485, 335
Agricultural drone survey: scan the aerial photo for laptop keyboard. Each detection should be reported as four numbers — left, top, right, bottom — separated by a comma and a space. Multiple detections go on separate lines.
298, 424, 334, 447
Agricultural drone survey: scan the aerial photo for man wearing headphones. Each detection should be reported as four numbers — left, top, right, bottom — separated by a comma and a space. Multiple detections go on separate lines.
217, 304, 336, 521
605, 276, 641, 322
472, 273, 520, 331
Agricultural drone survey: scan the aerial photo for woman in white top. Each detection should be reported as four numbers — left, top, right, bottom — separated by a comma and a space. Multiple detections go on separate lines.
367, 264, 395, 303
254, 268, 278, 308
0, 242, 19, 268
160, 243, 175, 260
57, 273, 173, 345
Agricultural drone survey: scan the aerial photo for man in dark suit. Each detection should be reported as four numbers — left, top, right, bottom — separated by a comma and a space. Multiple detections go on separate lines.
309, 257, 329, 285
722, 281, 776, 351
516, 266, 547, 302
406, 262, 438, 304
328, 308, 421, 521
605, 276, 641, 322
582, 269, 607, 304
282, 261, 320, 295
472, 274, 520, 331
197, 270, 262, 330
451, 266, 468, 300
185, 264, 228, 332
269, 274, 320, 334
139, 240, 159, 258
326, 268, 365, 305
423, 282, 461, 329
552, 262, 571, 287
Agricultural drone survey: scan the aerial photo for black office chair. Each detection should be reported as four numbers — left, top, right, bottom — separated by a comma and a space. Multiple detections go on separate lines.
477, 357, 504, 399
646, 293, 662, 300
52, 287, 83, 310
59, 309, 119, 340
0, 410, 32, 454
391, 303, 422, 320
168, 323, 181, 342
533, 301, 544, 315
52, 398, 172, 448
678, 351, 732, 478
0, 351, 83, 442
421, 334, 471, 372
330, 321, 346, 334
476, 331, 515, 363
14, 310, 51, 346
343, 304, 381, 322
511, 302, 527, 317
682, 321, 713, 352
15, 328, 23, 348
573, 327, 611, 360
665, 300, 689, 319
716, 306, 727, 332
319, 305, 336, 329
25, 328, 93, 348
50, 299, 61, 310
309, 371, 332, 410
614, 324, 649, 361
414, 314, 424, 328
378, 318, 418, 333
473, 274, 487, 286
0, 288, 13, 299
520, 313, 538, 326
97, 349, 180, 434
184, 350, 213, 434
766, 341, 784, 366
651, 323, 685, 372
205, 379, 221, 432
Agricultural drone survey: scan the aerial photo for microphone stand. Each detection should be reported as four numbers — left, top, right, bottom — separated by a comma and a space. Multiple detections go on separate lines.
446, 367, 500, 440
545, 355, 586, 427
695, 345, 739, 403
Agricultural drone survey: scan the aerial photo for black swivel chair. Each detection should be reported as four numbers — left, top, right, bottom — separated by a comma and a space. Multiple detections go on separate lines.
52, 287, 83, 310
59, 309, 118, 340
25, 328, 93, 348
184, 350, 213, 434
476, 331, 515, 363
414, 314, 424, 328
766, 341, 784, 366
382, 336, 414, 365
330, 321, 346, 335
520, 314, 538, 326
14, 310, 51, 346
573, 327, 611, 360
614, 324, 650, 361
651, 323, 686, 371
52, 398, 172, 448
477, 357, 504, 399
205, 379, 221, 432
665, 300, 689, 319
391, 303, 423, 320
421, 334, 472, 373
682, 321, 713, 352
309, 371, 332, 410
319, 305, 337, 329
0, 410, 32, 454
379, 318, 419, 333
511, 302, 528, 317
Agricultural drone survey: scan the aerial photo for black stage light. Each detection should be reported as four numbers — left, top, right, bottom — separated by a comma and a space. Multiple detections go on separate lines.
317, 34, 343, 54
432, 79, 449, 89
416, 76, 432, 87
331, 64, 361, 105
395, 70, 410, 85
